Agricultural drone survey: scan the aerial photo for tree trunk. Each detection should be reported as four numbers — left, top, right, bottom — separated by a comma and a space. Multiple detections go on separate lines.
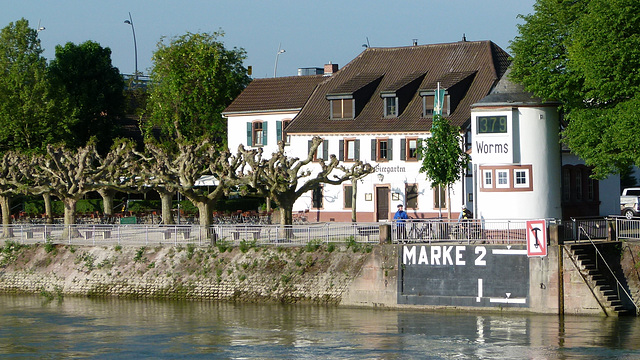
447, 185, 452, 220
278, 203, 294, 239
43, 193, 53, 224
157, 190, 174, 225
351, 179, 357, 222
0, 194, 13, 238
62, 197, 79, 239
98, 188, 116, 216
195, 200, 213, 240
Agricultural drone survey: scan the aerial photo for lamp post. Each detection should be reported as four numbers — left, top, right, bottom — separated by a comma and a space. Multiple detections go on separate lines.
124, 12, 138, 80
273, 43, 285, 78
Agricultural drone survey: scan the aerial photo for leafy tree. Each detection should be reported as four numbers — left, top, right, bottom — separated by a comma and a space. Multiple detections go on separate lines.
144, 31, 250, 148
419, 115, 469, 218
241, 137, 375, 227
510, 0, 640, 178
47, 41, 126, 154
0, 151, 28, 236
0, 18, 57, 152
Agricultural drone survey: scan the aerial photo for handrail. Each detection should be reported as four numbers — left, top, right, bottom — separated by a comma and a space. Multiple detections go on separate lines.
579, 225, 639, 315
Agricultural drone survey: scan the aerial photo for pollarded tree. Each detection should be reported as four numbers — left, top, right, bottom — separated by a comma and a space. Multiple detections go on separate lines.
32, 141, 137, 236
144, 31, 251, 148
0, 151, 29, 237
0, 19, 59, 152
241, 137, 375, 226
137, 140, 243, 232
419, 115, 470, 219
47, 41, 126, 154
510, 0, 640, 178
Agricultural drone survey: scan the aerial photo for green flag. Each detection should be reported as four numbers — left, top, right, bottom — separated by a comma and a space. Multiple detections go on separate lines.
434, 83, 445, 116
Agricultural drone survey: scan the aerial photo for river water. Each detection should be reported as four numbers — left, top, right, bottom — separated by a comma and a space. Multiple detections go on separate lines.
1, 295, 639, 359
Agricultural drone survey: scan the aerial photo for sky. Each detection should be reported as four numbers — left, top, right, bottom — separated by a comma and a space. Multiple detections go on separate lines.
2, 0, 536, 79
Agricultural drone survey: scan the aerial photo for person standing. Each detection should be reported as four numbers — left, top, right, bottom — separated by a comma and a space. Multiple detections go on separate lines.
394, 204, 409, 239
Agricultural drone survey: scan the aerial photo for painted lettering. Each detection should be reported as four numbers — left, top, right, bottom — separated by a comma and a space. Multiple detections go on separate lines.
431, 246, 441, 265
403, 246, 416, 265
475, 246, 487, 266
475, 141, 509, 154
418, 246, 429, 265
456, 246, 466, 265
442, 246, 453, 265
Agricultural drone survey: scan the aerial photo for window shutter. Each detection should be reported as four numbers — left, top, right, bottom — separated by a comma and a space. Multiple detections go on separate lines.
262, 121, 268, 145
400, 139, 406, 161
276, 121, 282, 143
388, 139, 393, 160
246, 123, 252, 146
371, 139, 377, 161
308, 140, 312, 157
323, 140, 328, 160
339, 140, 344, 161
417, 139, 423, 160
355, 139, 360, 160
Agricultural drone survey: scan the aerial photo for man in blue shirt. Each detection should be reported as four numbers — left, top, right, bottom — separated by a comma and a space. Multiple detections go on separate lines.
394, 204, 408, 239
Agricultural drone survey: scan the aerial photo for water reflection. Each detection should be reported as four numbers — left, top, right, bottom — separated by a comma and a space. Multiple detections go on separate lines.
0, 295, 638, 359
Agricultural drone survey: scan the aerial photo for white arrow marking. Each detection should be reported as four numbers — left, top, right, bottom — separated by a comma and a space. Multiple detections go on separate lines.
492, 249, 527, 255
489, 297, 527, 304
477, 279, 483, 302
506, 293, 511, 298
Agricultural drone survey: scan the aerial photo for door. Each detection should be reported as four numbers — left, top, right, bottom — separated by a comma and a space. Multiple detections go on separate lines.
376, 186, 390, 221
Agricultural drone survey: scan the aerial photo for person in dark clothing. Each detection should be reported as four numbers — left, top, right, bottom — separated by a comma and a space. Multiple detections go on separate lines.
394, 204, 408, 239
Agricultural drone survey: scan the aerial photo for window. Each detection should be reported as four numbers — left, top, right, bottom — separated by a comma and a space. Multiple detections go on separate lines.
344, 184, 353, 209
384, 97, 398, 117
496, 170, 509, 188
588, 178, 595, 201
563, 169, 571, 201
312, 185, 323, 209
422, 92, 450, 117
433, 185, 446, 209
252, 122, 264, 146
372, 138, 393, 161
514, 169, 530, 188
331, 99, 354, 119
277, 120, 291, 145
309, 139, 328, 161
401, 138, 419, 161
575, 171, 582, 200
406, 184, 418, 209
483, 170, 493, 188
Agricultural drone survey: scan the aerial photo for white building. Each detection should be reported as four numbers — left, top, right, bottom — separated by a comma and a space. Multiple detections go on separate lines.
224, 40, 619, 222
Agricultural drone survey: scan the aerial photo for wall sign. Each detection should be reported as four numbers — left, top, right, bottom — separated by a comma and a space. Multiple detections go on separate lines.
526, 220, 547, 257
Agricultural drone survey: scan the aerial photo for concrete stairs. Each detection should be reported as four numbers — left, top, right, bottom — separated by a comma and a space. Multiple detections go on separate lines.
570, 243, 635, 316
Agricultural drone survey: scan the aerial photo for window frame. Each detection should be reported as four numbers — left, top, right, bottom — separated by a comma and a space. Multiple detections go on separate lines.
496, 169, 509, 188
479, 165, 533, 192
312, 185, 324, 209
344, 184, 353, 209
330, 98, 354, 119
281, 119, 291, 145
421, 91, 450, 117
483, 169, 493, 188
406, 137, 418, 161
344, 138, 357, 162
384, 96, 398, 118
406, 183, 418, 209
514, 169, 530, 188
433, 185, 446, 210
377, 138, 390, 162
252, 121, 264, 147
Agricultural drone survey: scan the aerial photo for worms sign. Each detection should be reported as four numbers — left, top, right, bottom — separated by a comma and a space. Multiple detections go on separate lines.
398, 244, 529, 308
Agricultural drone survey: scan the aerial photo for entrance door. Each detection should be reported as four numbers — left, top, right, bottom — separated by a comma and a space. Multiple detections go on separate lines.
376, 186, 390, 221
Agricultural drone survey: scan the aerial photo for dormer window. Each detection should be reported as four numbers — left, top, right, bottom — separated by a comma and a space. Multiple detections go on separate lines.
421, 90, 449, 117
383, 96, 398, 118
330, 98, 354, 119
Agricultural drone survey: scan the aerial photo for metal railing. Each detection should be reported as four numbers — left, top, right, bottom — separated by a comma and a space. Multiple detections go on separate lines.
615, 217, 640, 241
579, 226, 639, 315
391, 218, 528, 244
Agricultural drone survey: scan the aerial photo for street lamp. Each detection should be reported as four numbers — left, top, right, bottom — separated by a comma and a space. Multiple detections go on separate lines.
124, 12, 138, 80
273, 43, 285, 78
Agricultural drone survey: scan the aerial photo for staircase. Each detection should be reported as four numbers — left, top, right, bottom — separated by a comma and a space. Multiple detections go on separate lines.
569, 243, 636, 316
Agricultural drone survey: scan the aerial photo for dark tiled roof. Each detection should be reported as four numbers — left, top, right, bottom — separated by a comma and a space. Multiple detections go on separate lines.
222, 75, 325, 114
286, 40, 511, 134
473, 67, 561, 107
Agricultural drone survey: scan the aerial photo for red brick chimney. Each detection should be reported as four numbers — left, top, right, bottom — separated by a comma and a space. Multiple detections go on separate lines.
324, 63, 338, 76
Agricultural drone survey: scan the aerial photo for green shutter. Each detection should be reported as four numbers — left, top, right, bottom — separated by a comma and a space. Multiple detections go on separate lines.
339, 140, 344, 161
400, 139, 406, 161
262, 121, 268, 145
323, 140, 328, 160
388, 139, 393, 160
246, 123, 252, 146
417, 139, 423, 160
276, 121, 282, 143
371, 139, 376, 161
355, 139, 360, 160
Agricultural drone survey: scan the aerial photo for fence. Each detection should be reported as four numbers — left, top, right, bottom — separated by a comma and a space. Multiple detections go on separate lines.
615, 217, 640, 242
0, 219, 533, 247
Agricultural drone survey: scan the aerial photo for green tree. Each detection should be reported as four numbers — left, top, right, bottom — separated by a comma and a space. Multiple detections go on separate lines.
48, 41, 126, 154
144, 31, 250, 147
419, 115, 469, 218
0, 18, 57, 152
510, 0, 640, 178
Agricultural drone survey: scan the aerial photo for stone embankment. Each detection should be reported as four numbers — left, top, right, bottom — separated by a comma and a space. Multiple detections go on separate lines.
0, 241, 381, 303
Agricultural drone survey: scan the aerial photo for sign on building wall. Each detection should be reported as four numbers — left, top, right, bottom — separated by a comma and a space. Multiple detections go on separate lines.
472, 113, 514, 164
526, 220, 547, 257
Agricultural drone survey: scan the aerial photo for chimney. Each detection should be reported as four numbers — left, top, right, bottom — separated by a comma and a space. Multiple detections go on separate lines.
324, 62, 338, 76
